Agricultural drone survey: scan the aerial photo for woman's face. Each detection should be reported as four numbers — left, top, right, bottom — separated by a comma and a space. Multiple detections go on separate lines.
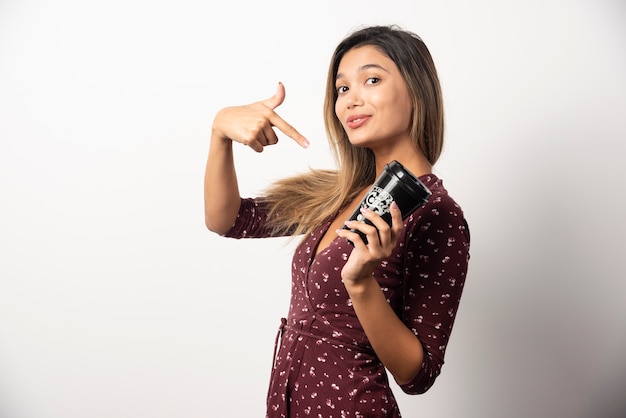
334, 45, 413, 152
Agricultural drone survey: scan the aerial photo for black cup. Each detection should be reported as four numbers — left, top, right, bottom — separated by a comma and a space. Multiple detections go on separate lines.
342, 160, 432, 245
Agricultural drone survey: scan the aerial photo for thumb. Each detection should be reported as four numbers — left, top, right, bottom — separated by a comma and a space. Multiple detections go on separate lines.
261, 82, 286, 110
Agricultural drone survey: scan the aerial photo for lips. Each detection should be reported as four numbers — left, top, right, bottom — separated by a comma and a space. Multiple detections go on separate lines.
346, 114, 370, 129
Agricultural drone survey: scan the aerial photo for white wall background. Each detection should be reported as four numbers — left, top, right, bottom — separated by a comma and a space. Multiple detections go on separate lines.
1, 0, 625, 417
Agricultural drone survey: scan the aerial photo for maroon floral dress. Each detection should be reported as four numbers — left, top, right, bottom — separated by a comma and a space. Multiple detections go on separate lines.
224, 175, 470, 417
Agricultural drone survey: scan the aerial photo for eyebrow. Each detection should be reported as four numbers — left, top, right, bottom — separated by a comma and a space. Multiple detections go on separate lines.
336, 63, 390, 80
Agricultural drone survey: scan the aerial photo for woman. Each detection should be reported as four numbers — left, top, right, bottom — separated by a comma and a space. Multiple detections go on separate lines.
204, 25, 470, 417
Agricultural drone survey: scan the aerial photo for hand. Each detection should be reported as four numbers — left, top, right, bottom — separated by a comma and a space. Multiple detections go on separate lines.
335, 202, 404, 284
211, 82, 309, 152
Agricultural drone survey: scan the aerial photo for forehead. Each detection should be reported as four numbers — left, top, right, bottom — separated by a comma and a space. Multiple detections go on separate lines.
336, 45, 396, 75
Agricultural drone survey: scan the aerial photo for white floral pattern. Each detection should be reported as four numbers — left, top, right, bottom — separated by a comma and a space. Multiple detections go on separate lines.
225, 175, 470, 417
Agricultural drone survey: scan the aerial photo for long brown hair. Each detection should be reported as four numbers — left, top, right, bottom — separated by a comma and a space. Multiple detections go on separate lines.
263, 25, 445, 237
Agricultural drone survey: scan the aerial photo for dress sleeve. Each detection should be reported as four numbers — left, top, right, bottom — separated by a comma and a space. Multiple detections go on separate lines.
223, 197, 277, 239
398, 193, 471, 394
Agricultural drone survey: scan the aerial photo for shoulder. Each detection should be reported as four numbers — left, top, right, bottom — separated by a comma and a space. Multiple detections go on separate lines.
404, 174, 470, 242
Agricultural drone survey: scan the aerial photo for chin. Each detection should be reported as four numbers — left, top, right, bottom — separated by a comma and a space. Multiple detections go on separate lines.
346, 135, 373, 148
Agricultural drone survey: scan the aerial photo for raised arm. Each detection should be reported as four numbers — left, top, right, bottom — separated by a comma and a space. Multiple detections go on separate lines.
203, 82, 309, 235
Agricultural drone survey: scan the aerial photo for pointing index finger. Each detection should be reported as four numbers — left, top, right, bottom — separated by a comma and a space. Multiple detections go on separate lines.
262, 82, 309, 148
270, 113, 310, 148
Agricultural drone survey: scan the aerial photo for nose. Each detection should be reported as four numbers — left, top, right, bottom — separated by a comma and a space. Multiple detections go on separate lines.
345, 88, 363, 109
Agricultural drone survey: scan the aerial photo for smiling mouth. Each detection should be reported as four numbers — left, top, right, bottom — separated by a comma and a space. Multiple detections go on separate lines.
347, 116, 370, 129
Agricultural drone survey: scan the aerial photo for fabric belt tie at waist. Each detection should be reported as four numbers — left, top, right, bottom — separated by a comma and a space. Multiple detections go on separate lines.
271, 318, 288, 369
271, 317, 375, 370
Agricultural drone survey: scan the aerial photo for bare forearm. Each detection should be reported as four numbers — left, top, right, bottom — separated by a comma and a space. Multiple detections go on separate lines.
345, 276, 424, 385
204, 131, 241, 235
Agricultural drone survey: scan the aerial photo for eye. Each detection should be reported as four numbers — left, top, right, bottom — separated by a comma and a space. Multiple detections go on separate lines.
366, 77, 381, 85
336, 85, 348, 94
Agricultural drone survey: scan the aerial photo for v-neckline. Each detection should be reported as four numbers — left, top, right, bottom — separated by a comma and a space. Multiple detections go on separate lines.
311, 187, 370, 259
312, 216, 339, 259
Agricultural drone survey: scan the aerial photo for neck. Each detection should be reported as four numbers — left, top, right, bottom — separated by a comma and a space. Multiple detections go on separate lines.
368, 135, 433, 178
374, 151, 432, 179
